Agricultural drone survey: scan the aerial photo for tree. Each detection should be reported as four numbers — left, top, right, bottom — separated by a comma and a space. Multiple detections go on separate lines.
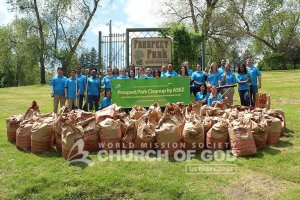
7, 0, 101, 83
89, 47, 98, 70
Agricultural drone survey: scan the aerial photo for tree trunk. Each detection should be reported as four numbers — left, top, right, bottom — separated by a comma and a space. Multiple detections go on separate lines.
33, 0, 46, 84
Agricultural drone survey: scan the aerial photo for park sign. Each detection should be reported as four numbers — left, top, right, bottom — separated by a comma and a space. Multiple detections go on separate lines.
111, 77, 190, 108
131, 37, 172, 66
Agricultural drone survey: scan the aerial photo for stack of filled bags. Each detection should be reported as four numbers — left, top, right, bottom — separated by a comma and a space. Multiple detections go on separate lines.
6, 99, 287, 160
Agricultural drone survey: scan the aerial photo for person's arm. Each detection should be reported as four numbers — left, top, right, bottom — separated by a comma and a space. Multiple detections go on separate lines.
222, 73, 226, 84
64, 80, 68, 98
50, 78, 54, 97
258, 76, 262, 88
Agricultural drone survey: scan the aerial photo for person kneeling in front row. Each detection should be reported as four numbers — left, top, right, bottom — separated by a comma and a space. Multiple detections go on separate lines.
207, 86, 223, 107
195, 84, 209, 105
100, 89, 112, 110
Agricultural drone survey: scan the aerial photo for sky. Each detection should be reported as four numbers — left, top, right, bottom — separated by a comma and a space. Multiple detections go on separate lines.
0, 0, 165, 50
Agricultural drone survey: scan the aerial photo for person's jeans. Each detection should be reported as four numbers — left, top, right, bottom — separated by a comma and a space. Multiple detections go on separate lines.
249, 85, 258, 106
88, 95, 99, 111
238, 89, 250, 106
78, 94, 84, 110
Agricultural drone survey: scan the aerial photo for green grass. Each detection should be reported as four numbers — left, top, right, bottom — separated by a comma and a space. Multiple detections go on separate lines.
0, 70, 300, 199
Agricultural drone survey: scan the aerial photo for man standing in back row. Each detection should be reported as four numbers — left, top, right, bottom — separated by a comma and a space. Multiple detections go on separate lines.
50, 67, 67, 113
246, 58, 262, 107
76, 66, 85, 109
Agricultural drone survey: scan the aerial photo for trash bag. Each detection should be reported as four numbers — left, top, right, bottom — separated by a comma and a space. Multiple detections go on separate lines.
98, 118, 122, 150
206, 120, 229, 150
6, 114, 23, 142
228, 120, 257, 156
148, 103, 162, 126
16, 120, 34, 150
182, 115, 205, 151
130, 105, 147, 120
155, 113, 182, 156
79, 117, 99, 152
135, 115, 156, 150
121, 120, 137, 150
266, 117, 281, 145
24, 101, 40, 120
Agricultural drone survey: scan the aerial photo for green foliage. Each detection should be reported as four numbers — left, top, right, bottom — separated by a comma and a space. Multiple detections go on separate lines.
0, 19, 40, 87
162, 23, 202, 71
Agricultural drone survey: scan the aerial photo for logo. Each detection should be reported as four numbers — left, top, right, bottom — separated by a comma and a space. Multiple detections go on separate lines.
67, 138, 94, 166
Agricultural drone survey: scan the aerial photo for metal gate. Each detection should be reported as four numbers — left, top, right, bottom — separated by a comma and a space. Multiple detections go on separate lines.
100, 32, 126, 71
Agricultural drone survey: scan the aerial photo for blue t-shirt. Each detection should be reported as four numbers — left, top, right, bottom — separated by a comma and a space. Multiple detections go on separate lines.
218, 67, 225, 75
236, 73, 250, 90
76, 74, 85, 95
187, 68, 193, 76
247, 66, 261, 86
191, 71, 206, 87
102, 75, 115, 89
223, 71, 237, 85
160, 72, 167, 78
65, 77, 80, 99
117, 75, 128, 79
141, 74, 153, 79
113, 74, 119, 79
207, 93, 223, 107
195, 91, 209, 102
208, 72, 221, 87
88, 77, 100, 96
100, 97, 112, 110
50, 75, 67, 96
165, 70, 178, 77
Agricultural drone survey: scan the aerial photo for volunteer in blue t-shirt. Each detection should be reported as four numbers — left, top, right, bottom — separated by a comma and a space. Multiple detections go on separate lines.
183, 63, 193, 76
142, 68, 153, 78
65, 69, 80, 110
87, 69, 101, 111
165, 63, 178, 77
208, 62, 221, 88
102, 67, 115, 91
50, 67, 67, 113
207, 86, 223, 107
160, 65, 167, 78
221, 64, 237, 105
117, 68, 128, 79
112, 67, 119, 79
191, 64, 206, 97
195, 84, 209, 105
246, 58, 262, 106
218, 59, 226, 76
76, 66, 85, 109
100, 89, 112, 110
236, 64, 251, 106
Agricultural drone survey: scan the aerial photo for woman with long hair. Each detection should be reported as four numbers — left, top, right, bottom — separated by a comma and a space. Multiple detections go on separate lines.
237, 64, 251, 106
178, 66, 188, 76
208, 62, 221, 88
221, 64, 237, 105
112, 67, 119, 78
207, 86, 223, 107
153, 69, 161, 78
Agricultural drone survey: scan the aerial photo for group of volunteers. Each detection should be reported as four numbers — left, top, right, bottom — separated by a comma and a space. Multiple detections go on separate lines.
50, 57, 262, 113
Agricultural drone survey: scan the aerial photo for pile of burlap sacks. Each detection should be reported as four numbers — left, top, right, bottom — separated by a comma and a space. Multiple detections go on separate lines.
6, 100, 286, 160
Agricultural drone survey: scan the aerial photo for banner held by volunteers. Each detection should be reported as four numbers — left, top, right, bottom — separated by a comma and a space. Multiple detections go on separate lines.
111, 77, 190, 108
131, 37, 172, 66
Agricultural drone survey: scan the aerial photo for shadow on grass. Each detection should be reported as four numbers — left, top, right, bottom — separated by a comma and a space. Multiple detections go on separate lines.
284, 128, 295, 138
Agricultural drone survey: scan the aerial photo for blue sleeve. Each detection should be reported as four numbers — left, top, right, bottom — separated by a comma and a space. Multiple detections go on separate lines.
50, 78, 54, 86
191, 73, 195, 81
233, 74, 237, 83
206, 93, 210, 101
207, 98, 212, 106
195, 93, 199, 101
256, 68, 261, 77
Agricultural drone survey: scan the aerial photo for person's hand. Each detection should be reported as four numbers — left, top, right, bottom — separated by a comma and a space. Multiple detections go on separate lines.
51, 93, 54, 97
258, 83, 262, 89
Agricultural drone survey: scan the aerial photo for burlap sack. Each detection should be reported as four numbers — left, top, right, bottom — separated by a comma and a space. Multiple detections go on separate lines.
54, 114, 68, 152
148, 103, 162, 126
214, 99, 229, 110
6, 114, 23, 142
251, 120, 268, 150
267, 109, 285, 137
185, 101, 201, 119
16, 120, 34, 150
164, 103, 185, 135
266, 117, 281, 145
200, 105, 217, 116
24, 101, 40, 120
31, 117, 55, 153
130, 105, 147, 120
76, 110, 95, 123
58, 106, 70, 114
122, 120, 137, 150
136, 116, 156, 150
155, 113, 181, 156
98, 118, 122, 150
79, 117, 99, 152
61, 118, 84, 160
256, 93, 271, 109
95, 104, 118, 123
206, 120, 229, 150
182, 115, 205, 151
228, 120, 257, 156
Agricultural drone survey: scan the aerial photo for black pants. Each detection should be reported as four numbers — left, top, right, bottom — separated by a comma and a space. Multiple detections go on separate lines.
78, 94, 84, 110
249, 85, 258, 106
88, 95, 99, 112
238, 89, 250, 106
192, 87, 200, 97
